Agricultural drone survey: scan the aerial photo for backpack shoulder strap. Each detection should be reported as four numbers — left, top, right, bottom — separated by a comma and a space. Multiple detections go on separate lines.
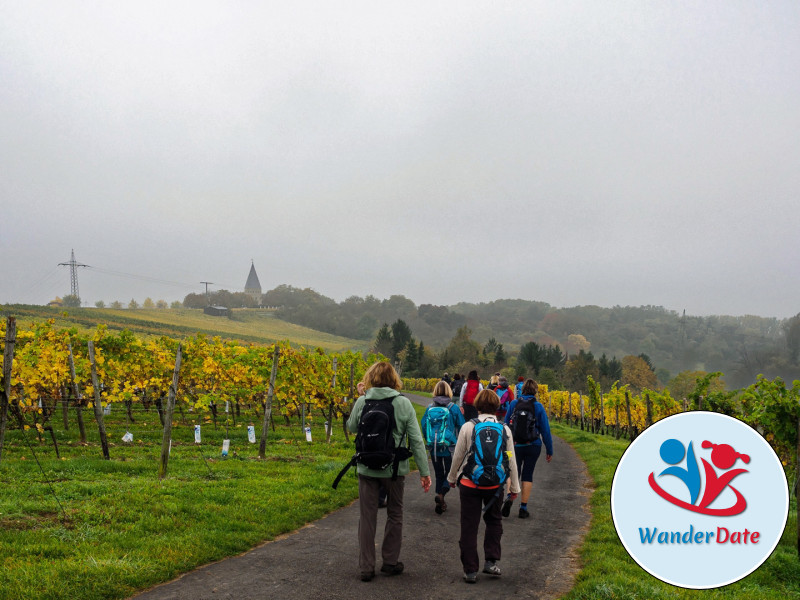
332, 455, 357, 489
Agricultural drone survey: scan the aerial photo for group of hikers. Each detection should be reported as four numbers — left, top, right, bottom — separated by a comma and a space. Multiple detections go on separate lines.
336, 361, 553, 584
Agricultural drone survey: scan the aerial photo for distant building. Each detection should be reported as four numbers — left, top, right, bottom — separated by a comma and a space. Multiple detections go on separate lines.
204, 305, 230, 317
244, 261, 262, 304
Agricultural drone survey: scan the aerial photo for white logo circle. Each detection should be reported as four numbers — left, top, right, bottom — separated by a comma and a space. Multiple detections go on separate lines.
611, 411, 788, 589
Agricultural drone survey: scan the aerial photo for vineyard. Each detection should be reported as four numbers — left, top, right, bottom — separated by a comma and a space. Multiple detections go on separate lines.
2, 317, 800, 598
2, 316, 798, 475
402, 374, 800, 479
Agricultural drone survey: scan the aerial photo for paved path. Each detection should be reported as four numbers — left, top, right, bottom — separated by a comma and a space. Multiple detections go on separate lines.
131, 393, 592, 600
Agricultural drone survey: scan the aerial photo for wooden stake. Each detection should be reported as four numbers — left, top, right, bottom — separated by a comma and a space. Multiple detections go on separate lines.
0, 316, 17, 462
645, 393, 653, 429
67, 344, 87, 443
579, 393, 584, 431
343, 363, 354, 443
599, 393, 605, 435
326, 357, 338, 444
625, 391, 633, 441
159, 344, 182, 480
61, 386, 69, 430
259, 346, 280, 459
87, 341, 110, 460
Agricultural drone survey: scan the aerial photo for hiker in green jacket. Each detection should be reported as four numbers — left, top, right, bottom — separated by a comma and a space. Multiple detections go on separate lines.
346, 361, 432, 582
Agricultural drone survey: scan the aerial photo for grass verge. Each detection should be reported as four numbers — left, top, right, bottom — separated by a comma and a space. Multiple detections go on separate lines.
0, 411, 362, 600
553, 422, 800, 600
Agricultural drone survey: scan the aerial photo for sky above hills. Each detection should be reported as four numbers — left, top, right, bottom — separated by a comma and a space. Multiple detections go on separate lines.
2, 2, 798, 318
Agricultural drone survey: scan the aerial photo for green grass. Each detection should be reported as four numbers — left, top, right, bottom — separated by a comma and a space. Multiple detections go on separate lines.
554, 422, 800, 599
0, 410, 362, 600
0, 304, 366, 352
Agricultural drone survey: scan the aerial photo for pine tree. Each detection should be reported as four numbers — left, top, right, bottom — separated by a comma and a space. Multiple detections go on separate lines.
373, 323, 393, 357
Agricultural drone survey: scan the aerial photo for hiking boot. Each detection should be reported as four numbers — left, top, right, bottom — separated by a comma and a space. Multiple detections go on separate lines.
501, 496, 513, 517
380, 562, 404, 576
360, 570, 375, 582
440, 498, 447, 512
463, 572, 478, 584
518, 507, 530, 519
435, 494, 443, 514
483, 561, 501, 577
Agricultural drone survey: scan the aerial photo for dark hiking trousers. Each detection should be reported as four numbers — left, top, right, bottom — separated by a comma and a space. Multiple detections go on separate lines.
459, 483, 503, 574
358, 475, 405, 573
430, 453, 453, 496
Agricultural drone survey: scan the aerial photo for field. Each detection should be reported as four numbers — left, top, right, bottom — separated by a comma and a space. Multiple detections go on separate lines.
0, 304, 366, 352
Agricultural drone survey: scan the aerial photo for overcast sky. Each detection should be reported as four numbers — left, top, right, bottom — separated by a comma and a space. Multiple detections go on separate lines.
2, 2, 798, 319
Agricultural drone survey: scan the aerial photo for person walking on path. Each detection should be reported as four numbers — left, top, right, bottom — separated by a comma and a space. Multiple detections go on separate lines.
451, 373, 464, 399
447, 390, 521, 583
494, 375, 514, 421
420, 381, 465, 515
346, 362, 432, 582
503, 379, 553, 519
459, 370, 483, 420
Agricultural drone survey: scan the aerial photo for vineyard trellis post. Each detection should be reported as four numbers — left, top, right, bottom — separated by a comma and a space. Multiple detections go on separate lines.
0, 316, 17, 462
567, 393, 572, 425
625, 391, 633, 441
61, 385, 69, 430
342, 363, 354, 443
580, 394, 584, 431
615, 400, 620, 439
645, 393, 653, 429
67, 344, 88, 444
326, 357, 337, 444
158, 344, 182, 480
599, 393, 605, 435
259, 345, 280, 459
87, 341, 110, 460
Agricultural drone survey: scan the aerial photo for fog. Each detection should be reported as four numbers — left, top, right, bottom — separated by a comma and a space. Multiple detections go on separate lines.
2, 2, 798, 318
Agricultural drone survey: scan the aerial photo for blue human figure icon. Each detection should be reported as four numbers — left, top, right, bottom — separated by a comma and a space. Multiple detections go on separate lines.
658, 439, 701, 505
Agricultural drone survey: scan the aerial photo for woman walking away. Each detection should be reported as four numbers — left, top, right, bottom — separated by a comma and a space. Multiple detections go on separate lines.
459, 370, 483, 421
346, 361, 432, 582
448, 390, 520, 583
421, 381, 465, 515
494, 376, 514, 421
503, 379, 553, 518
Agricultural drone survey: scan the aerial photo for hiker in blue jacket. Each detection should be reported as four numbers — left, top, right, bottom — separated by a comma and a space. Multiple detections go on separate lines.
503, 379, 553, 518
420, 380, 465, 515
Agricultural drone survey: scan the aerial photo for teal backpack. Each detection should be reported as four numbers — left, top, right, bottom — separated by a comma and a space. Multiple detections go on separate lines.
424, 403, 455, 458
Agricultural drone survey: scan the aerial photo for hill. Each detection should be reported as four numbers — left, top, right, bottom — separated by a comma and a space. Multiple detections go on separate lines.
261, 286, 799, 387
0, 304, 366, 352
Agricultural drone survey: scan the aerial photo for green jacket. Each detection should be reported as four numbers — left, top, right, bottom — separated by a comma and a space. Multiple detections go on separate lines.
346, 387, 430, 478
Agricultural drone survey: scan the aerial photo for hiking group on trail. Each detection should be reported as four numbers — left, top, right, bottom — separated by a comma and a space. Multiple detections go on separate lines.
335, 361, 554, 585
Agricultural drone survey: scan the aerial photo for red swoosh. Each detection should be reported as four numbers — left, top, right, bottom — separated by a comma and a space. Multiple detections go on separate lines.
648, 472, 747, 516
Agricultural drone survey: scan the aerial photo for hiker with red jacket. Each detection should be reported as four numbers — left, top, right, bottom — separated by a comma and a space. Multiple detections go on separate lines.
459, 370, 483, 420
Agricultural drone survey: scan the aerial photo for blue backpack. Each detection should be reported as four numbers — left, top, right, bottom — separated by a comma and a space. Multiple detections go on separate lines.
462, 419, 509, 487
424, 403, 456, 457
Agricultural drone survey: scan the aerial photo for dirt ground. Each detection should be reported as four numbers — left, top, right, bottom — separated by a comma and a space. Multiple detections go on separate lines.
131, 393, 593, 600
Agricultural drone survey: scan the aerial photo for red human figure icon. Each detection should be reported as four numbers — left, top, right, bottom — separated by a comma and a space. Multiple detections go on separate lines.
698, 441, 750, 512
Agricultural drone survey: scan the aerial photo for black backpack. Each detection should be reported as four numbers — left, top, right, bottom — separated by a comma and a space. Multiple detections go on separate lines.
451, 379, 464, 397
510, 399, 540, 444
332, 394, 412, 489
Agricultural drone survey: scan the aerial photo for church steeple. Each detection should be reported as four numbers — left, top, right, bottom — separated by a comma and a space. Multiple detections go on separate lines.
244, 260, 262, 304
